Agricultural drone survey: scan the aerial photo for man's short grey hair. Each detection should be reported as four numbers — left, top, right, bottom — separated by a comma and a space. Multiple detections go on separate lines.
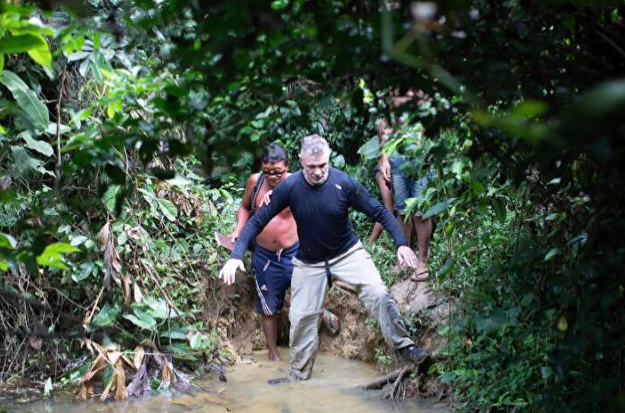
299, 134, 330, 157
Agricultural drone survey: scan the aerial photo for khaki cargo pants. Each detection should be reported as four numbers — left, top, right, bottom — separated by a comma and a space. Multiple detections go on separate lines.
289, 241, 414, 380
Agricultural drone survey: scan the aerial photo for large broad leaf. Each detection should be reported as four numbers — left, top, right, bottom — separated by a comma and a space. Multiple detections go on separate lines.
357, 135, 381, 160
0, 34, 46, 54
27, 44, 52, 68
91, 302, 121, 328
22, 131, 53, 157
36, 242, 80, 269
422, 198, 456, 219
11, 146, 54, 176
0, 70, 49, 130
123, 309, 157, 330
142, 296, 179, 319
0, 233, 17, 249
159, 324, 188, 339
103, 184, 122, 213
158, 199, 177, 221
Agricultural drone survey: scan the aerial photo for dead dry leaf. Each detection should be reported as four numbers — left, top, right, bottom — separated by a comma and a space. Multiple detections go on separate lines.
98, 222, 111, 252
101, 360, 127, 401
122, 275, 131, 302
106, 350, 123, 366
133, 345, 145, 370
75, 383, 94, 400
133, 281, 144, 303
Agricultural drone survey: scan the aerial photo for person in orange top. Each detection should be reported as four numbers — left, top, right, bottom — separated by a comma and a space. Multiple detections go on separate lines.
230, 143, 339, 361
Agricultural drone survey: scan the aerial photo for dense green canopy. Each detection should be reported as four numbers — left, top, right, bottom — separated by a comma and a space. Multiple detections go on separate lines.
0, 0, 624, 411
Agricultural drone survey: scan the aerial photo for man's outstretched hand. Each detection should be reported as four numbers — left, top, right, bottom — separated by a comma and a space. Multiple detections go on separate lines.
218, 258, 246, 285
397, 246, 418, 269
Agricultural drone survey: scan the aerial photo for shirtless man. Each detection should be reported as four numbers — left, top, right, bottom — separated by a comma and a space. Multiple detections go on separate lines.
230, 144, 338, 361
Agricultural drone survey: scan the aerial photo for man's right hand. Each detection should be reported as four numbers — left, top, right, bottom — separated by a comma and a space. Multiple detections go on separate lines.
218, 259, 246, 285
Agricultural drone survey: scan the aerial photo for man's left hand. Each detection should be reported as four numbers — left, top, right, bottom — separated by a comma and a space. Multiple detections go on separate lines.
260, 190, 273, 207
397, 246, 418, 269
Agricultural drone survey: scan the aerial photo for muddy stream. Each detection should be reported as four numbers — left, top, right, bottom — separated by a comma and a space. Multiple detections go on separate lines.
0, 349, 442, 413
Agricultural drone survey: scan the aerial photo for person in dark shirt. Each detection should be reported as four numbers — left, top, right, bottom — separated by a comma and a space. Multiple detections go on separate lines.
219, 135, 429, 382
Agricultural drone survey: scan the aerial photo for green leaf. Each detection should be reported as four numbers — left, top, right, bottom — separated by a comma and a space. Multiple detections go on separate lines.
10, 146, 55, 177
36, 242, 80, 269
0, 233, 17, 249
0, 70, 50, 130
142, 296, 179, 319
475, 308, 507, 333
45, 122, 70, 135
103, 184, 121, 213
357, 135, 380, 160
0, 34, 46, 54
160, 324, 188, 340
72, 261, 97, 283
70, 235, 89, 247
158, 199, 177, 221
123, 309, 157, 330
91, 302, 121, 328
544, 248, 559, 261
22, 131, 53, 157
66, 51, 90, 62
422, 198, 456, 219
27, 45, 52, 68
188, 332, 213, 350
513, 100, 548, 119
437, 257, 455, 277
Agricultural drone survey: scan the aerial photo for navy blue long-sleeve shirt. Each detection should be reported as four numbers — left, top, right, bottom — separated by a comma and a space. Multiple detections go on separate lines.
230, 168, 408, 263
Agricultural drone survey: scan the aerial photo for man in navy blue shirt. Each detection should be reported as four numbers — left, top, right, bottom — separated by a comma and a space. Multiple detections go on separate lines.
219, 135, 429, 382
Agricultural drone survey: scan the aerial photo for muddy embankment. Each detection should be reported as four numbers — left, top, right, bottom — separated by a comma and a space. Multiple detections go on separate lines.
204, 271, 449, 400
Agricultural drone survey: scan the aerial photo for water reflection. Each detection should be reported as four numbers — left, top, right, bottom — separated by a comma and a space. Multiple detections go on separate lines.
0, 349, 442, 413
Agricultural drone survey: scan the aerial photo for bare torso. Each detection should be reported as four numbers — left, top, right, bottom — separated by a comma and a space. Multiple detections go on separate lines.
253, 174, 298, 251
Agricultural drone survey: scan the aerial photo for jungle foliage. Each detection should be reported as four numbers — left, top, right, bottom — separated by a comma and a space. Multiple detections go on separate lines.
0, 0, 624, 411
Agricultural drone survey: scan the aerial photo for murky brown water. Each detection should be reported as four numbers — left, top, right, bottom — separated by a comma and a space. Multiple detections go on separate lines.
0, 349, 443, 413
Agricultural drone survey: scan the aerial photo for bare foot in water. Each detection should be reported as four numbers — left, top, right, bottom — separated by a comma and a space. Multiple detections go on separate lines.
268, 351, 281, 361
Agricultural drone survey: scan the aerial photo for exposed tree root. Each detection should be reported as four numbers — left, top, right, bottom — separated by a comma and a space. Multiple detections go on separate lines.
359, 364, 413, 390
359, 362, 432, 400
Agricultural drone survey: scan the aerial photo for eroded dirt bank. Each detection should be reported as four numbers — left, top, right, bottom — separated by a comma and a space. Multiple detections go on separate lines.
204, 272, 449, 399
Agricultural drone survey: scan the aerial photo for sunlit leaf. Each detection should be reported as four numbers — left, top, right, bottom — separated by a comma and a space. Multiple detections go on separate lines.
0, 34, 46, 54
0, 70, 49, 130
36, 242, 80, 269
0, 233, 17, 249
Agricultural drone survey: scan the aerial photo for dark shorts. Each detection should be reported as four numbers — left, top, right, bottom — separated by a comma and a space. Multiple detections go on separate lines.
251, 241, 299, 315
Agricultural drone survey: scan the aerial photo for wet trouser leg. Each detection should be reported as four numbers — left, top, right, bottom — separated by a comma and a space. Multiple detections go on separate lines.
289, 241, 414, 380
331, 242, 414, 350
289, 258, 327, 380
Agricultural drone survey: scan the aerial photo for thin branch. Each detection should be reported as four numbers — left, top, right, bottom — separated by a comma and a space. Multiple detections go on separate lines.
55, 67, 68, 191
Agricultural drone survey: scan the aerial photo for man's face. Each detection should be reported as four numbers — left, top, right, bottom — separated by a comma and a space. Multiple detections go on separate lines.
261, 161, 288, 188
299, 151, 330, 186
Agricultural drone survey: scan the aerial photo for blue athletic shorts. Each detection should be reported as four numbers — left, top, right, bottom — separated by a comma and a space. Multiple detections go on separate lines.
251, 241, 299, 315
390, 155, 436, 215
